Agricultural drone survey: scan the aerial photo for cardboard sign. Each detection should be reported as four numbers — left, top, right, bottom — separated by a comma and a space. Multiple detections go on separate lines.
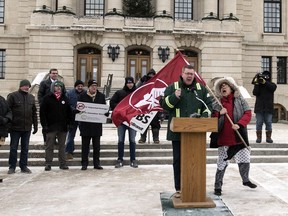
75, 102, 109, 123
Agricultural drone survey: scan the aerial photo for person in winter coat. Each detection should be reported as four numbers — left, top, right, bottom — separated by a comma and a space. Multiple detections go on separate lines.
6, 79, 38, 174
160, 65, 212, 197
212, 77, 257, 196
252, 70, 277, 143
0, 95, 12, 146
40, 81, 72, 171
65, 80, 84, 160
77, 79, 106, 170
110, 76, 138, 168
136, 68, 163, 144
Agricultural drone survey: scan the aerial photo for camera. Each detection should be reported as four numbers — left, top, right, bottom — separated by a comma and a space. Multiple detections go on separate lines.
251, 72, 269, 85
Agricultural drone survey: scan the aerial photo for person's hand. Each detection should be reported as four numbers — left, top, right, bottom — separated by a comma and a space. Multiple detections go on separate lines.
175, 88, 181, 98
220, 108, 227, 115
32, 126, 38, 134
104, 112, 110, 117
232, 124, 240, 130
140, 75, 147, 83
73, 109, 81, 114
0, 117, 8, 125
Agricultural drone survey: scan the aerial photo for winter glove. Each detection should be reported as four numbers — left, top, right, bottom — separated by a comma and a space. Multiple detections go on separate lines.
104, 112, 110, 117
73, 109, 81, 114
0, 116, 8, 125
32, 126, 38, 134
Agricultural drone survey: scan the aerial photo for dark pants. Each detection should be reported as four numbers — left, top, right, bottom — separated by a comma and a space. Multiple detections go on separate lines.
9, 130, 31, 169
81, 136, 101, 167
172, 140, 181, 191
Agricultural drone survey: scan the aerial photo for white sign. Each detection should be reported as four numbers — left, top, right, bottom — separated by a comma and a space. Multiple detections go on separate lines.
75, 102, 109, 123
123, 111, 158, 133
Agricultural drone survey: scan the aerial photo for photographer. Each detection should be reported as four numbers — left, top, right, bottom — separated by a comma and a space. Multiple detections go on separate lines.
252, 71, 277, 143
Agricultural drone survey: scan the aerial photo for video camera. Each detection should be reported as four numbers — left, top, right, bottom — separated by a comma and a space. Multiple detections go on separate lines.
251, 72, 269, 85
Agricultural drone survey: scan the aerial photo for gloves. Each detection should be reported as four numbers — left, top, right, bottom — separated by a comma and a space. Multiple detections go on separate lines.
42, 126, 49, 133
104, 112, 110, 117
32, 127, 38, 134
73, 109, 81, 114
140, 75, 147, 83
0, 117, 8, 125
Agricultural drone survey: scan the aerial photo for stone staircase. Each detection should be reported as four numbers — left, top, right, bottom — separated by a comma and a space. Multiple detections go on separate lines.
1, 138, 288, 167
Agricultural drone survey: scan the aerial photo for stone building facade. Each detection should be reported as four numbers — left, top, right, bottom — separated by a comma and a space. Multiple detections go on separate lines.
0, 0, 287, 120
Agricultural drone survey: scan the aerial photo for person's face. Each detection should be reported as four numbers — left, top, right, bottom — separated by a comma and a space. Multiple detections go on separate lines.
220, 83, 232, 97
89, 84, 97, 94
75, 84, 84, 93
20, 85, 30, 93
54, 85, 62, 93
181, 68, 195, 85
126, 82, 134, 89
49, 70, 58, 80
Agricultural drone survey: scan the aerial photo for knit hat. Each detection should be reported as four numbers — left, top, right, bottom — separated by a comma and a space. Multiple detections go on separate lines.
88, 79, 97, 88
147, 68, 156, 76
125, 76, 134, 84
19, 79, 31, 88
74, 80, 84, 87
54, 81, 64, 87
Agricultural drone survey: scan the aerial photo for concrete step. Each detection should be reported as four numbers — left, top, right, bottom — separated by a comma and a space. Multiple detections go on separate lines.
1, 142, 288, 166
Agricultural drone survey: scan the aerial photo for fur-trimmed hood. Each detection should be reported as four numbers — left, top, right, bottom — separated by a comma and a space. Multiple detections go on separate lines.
214, 77, 241, 98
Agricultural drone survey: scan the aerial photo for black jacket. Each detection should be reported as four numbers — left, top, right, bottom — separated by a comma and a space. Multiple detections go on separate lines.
7, 90, 37, 132
78, 90, 106, 137
253, 81, 277, 114
40, 92, 72, 132
0, 96, 12, 137
110, 85, 136, 111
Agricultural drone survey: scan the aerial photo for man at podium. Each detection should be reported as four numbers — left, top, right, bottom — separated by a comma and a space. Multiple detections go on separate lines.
160, 65, 212, 197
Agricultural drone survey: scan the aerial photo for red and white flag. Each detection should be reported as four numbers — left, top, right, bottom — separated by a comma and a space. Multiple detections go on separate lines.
112, 52, 205, 127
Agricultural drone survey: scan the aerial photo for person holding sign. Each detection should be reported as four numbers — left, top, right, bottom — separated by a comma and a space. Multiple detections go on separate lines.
77, 80, 106, 170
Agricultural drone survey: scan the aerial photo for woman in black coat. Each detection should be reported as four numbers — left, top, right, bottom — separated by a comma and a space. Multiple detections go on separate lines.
77, 80, 106, 170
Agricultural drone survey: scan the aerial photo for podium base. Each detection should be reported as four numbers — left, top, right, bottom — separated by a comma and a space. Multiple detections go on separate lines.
172, 196, 216, 208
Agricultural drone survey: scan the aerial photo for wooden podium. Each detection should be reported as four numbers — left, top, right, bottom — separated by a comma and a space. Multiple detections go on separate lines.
170, 117, 218, 208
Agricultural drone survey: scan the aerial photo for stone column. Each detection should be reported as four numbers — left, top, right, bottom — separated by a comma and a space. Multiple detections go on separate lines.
35, 0, 51, 10
107, 0, 122, 13
223, 0, 237, 18
156, 0, 172, 15
203, 0, 218, 17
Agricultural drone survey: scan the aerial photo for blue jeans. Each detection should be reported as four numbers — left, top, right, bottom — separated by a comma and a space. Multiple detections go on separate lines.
65, 122, 78, 154
9, 130, 31, 169
117, 124, 136, 162
172, 141, 181, 191
256, 112, 273, 131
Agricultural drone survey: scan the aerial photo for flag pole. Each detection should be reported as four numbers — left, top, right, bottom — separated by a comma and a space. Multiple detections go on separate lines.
205, 84, 249, 149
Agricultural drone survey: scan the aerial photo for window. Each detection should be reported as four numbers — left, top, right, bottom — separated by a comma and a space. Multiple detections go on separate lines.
264, 0, 281, 33
84, 0, 104, 16
261, 56, 272, 72
174, 0, 193, 20
277, 57, 287, 84
0, 0, 4, 23
0, 50, 5, 79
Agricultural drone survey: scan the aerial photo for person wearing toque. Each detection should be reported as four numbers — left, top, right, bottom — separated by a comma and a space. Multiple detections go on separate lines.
7, 79, 38, 174
40, 80, 72, 171
65, 80, 85, 160
77, 79, 106, 170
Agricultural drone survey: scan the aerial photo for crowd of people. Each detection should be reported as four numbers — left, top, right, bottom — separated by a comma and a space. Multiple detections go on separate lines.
1, 66, 276, 198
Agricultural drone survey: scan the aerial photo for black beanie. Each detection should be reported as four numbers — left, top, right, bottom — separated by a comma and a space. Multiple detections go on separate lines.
88, 79, 97, 88
125, 76, 134, 84
19, 79, 31, 87
74, 80, 84, 87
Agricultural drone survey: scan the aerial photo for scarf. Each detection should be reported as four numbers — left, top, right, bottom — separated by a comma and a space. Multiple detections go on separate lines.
87, 90, 96, 101
54, 92, 61, 101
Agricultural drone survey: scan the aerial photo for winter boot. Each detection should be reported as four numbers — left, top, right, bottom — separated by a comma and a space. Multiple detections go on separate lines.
238, 163, 257, 188
152, 128, 160, 144
256, 130, 262, 143
214, 166, 227, 195
266, 131, 273, 143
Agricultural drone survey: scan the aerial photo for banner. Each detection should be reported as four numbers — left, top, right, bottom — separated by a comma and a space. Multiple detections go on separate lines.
76, 102, 109, 123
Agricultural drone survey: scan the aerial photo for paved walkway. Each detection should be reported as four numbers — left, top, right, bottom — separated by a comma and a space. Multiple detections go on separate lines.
1, 122, 288, 215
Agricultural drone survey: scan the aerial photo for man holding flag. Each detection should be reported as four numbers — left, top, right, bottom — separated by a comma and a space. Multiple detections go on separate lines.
160, 65, 212, 197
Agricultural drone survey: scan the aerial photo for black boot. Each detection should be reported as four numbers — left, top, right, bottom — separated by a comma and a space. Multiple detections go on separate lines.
256, 130, 262, 143
238, 163, 257, 188
214, 166, 227, 195
266, 130, 273, 143
152, 128, 160, 143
